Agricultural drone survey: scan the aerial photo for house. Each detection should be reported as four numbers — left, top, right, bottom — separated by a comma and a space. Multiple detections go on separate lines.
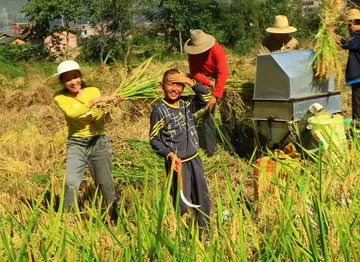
0, 34, 28, 45
12, 23, 32, 35
0, 33, 11, 40
76, 24, 98, 38
302, 0, 321, 13
44, 30, 78, 58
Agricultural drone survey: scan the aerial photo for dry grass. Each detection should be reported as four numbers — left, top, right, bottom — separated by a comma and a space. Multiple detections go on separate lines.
0, 59, 253, 215
312, 0, 346, 86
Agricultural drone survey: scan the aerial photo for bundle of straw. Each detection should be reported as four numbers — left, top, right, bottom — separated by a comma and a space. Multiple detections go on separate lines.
112, 56, 160, 99
312, 0, 345, 84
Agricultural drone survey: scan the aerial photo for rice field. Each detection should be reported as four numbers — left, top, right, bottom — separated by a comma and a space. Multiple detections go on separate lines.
0, 57, 359, 261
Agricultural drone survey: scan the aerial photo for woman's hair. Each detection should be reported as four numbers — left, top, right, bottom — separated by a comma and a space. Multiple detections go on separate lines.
59, 70, 82, 84
60, 70, 87, 92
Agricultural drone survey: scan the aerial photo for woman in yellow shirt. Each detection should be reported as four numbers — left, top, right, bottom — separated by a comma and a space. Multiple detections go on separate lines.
48, 60, 118, 222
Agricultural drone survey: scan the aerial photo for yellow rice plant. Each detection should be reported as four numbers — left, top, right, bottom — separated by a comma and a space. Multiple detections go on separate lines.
0, 154, 30, 176
0, 110, 66, 175
312, 0, 346, 85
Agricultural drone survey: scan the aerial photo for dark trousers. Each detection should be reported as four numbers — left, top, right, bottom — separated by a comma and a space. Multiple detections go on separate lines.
352, 83, 360, 119
166, 156, 210, 228
203, 98, 236, 155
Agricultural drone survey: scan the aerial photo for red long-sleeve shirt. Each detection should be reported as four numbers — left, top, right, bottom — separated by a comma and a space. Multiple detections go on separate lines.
188, 42, 229, 98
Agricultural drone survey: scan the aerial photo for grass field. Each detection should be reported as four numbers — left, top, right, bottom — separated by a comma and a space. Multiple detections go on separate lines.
0, 57, 359, 261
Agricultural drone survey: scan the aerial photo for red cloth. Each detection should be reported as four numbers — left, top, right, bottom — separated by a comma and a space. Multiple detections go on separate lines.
188, 42, 229, 98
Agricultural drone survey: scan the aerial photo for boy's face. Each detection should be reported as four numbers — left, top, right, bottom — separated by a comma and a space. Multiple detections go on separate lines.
161, 77, 184, 103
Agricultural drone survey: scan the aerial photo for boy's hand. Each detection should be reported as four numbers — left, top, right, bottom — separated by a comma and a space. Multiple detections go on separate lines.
167, 73, 194, 86
168, 152, 182, 171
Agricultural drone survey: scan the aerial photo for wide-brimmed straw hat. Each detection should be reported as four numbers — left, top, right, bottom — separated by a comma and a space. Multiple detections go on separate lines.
266, 15, 297, 34
47, 60, 93, 85
346, 8, 360, 21
184, 29, 216, 55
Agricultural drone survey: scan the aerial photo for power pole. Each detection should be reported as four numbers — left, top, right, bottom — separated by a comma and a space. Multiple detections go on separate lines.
2, 8, 9, 34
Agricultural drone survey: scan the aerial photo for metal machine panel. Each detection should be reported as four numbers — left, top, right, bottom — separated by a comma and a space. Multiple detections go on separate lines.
255, 121, 292, 147
254, 50, 335, 100
252, 93, 341, 121
292, 93, 341, 120
252, 101, 293, 120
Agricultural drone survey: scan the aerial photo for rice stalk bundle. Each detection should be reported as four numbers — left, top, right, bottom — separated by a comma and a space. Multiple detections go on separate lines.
112, 57, 160, 99
312, 0, 346, 84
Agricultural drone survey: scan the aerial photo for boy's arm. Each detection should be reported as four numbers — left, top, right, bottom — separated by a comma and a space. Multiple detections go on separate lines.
187, 81, 211, 114
149, 107, 171, 159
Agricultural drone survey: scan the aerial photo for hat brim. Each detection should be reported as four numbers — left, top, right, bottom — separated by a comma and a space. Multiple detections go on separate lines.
347, 15, 360, 20
47, 67, 94, 85
184, 34, 216, 54
266, 26, 297, 34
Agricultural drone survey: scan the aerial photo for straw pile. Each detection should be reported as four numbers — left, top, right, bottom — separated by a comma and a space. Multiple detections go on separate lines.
312, 0, 346, 85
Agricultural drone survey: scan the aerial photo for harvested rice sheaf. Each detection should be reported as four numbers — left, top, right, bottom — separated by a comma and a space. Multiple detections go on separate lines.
312, 0, 346, 85
113, 57, 160, 99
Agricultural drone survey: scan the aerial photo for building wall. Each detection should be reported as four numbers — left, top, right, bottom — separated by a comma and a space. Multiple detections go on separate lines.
44, 31, 78, 57
11, 39, 25, 45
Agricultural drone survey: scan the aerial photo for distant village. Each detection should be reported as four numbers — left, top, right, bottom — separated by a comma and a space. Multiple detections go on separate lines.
0, 0, 322, 58
0, 21, 98, 58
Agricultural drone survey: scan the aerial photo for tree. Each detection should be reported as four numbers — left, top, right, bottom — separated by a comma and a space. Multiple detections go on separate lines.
83, 0, 148, 64
22, 0, 85, 36
22, 0, 86, 58
146, 0, 218, 53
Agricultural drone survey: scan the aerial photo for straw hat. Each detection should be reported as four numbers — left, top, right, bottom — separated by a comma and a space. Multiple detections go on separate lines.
47, 60, 93, 85
184, 30, 216, 55
346, 8, 360, 20
266, 15, 297, 34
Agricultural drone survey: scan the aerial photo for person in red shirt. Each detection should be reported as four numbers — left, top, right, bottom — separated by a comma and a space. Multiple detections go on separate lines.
184, 29, 235, 156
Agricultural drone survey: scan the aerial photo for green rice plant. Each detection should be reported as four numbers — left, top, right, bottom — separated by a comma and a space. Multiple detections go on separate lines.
2, 130, 360, 260
112, 57, 161, 99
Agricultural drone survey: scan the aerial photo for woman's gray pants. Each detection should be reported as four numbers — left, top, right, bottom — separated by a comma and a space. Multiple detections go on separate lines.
64, 135, 117, 220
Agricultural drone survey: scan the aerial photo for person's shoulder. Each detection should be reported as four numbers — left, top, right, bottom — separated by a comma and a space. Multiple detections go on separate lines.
150, 100, 167, 118
84, 87, 100, 93
151, 100, 165, 112
353, 31, 360, 38
54, 90, 67, 101
212, 42, 225, 52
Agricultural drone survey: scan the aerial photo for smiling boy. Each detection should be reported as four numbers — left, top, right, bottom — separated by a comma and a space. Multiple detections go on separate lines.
149, 69, 211, 229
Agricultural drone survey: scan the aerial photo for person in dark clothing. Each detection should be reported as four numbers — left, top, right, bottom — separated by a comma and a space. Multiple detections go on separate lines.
335, 9, 360, 119
149, 69, 211, 229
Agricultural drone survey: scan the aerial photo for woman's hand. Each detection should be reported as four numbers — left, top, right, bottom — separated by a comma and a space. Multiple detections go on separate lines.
100, 96, 116, 103
89, 96, 116, 107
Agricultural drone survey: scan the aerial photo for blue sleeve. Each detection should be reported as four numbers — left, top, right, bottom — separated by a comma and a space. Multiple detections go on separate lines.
184, 81, 211, 114
340, 35, 360, 50
149, 106, 171, 159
